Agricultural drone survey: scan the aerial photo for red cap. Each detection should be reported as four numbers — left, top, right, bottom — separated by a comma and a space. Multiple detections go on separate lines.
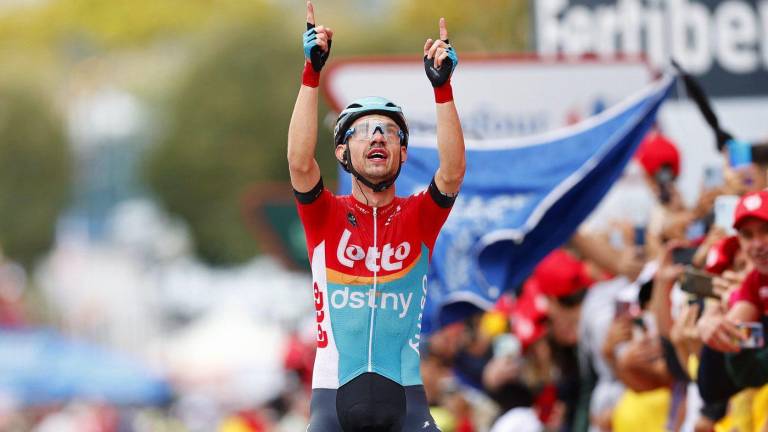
527, 249, 594, 298
704, 236, 740, 274
510, 281, 548, 349
634, 131, 680, 178
733, 190, 768, 230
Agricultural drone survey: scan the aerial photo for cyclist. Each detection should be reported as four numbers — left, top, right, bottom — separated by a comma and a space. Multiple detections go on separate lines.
287, 1, 465, 430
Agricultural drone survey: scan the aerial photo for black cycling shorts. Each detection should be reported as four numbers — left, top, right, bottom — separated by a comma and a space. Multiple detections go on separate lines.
308, 373, 441, 432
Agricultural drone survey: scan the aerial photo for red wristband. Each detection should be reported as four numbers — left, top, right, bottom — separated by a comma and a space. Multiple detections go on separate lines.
302, 60, 320, 88
434, 81, 453, 103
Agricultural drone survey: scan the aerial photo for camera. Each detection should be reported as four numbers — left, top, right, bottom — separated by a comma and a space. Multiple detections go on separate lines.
678, 266, 718, 299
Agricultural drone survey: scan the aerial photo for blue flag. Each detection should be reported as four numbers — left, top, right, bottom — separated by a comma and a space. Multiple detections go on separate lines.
339, 74, 676, 332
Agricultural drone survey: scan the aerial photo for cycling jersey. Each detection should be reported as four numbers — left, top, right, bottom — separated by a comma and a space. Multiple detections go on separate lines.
295, 177, 454, 389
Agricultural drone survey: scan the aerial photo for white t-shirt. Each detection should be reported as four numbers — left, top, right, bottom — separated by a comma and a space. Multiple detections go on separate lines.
489, 407, 542, 432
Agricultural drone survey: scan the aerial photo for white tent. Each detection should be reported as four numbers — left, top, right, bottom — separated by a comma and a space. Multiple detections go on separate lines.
159, 302, 287, 407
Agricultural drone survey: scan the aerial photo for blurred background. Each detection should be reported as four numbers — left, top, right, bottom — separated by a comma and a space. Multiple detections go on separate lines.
1, 0, 767, 431
0, 1, 529, 430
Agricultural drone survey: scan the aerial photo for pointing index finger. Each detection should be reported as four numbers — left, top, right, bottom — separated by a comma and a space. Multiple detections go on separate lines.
439, 17, 448, 42
307, 1, 315, 26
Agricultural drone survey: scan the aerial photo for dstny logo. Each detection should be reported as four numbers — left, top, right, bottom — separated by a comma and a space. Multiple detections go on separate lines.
330, 287, 413, 319
336, 229, 411, 272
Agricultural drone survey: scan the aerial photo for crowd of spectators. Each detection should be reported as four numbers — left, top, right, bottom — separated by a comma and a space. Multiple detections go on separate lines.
417, 129, 768, 431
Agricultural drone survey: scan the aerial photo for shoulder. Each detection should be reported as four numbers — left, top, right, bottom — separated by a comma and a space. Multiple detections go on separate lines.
743, 269, 764, 289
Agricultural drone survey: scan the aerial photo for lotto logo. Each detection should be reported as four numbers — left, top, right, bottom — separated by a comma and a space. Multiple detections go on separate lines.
336, 229, 411, 272
314, 282, 328, 348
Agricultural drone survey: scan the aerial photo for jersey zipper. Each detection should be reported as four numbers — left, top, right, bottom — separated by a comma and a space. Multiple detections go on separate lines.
367, 206, 378, 372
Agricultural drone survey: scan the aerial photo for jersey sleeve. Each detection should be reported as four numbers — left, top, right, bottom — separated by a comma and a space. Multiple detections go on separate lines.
416, 177, 457, 251
729, 270, 761, 309
294, 177, 334, 250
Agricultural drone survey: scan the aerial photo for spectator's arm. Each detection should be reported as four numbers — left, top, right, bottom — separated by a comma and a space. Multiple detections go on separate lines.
614, 336, 674, 392
725, 300, 760, 323
570, 230, 643, 280
600, 316, 632, 371
649, 243, 684, 339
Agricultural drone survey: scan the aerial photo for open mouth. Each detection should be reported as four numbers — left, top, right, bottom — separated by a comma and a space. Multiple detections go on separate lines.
367, 148, 388, 161
754, 249, 768, 263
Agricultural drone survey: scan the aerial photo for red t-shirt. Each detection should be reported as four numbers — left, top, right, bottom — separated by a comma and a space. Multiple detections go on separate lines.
731, 269, 768, 316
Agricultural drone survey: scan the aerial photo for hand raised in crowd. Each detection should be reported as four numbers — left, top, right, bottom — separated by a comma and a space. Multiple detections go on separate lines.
712, 269, 746, 300
601, 315, 633, 367
482, 355, 521, 392
692, 226, 727, 268
697, 300, 744, 353
611, 219, 646, 278
669, 301, 702, 368
656, 242, 686, 289
722, 162, 767, 195
650, 242, 686, 339
692, 185, 724, 220
616, 334, 672, 392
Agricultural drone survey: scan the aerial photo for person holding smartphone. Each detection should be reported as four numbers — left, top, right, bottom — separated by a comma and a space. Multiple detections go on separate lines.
697, 190, 768, 421
698, 190, 768, 352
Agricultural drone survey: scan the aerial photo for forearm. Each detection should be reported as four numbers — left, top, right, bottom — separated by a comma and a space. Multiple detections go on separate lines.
649, 280, 673, 338
288, 84, 319, 165
288, 3, 330, 190
570, 230, 622, 276
287, 84, 321, 190
726, 301, 760, 323
434, 100, 465, 194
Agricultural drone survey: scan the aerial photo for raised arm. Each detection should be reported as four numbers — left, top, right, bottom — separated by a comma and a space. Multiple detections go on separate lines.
287, 1, 333, 193
423, 18, 465, 195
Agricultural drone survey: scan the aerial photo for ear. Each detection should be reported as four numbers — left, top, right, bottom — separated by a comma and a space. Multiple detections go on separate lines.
400, 145, 407, 164
335, 143, 347, 166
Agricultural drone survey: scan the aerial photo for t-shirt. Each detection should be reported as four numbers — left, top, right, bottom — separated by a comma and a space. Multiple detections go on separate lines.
731, 270, 768, 315
295, 178, 454, 389
612, 388, 671, 432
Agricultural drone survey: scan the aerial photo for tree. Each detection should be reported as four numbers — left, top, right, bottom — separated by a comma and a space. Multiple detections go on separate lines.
0, 84, 72, 267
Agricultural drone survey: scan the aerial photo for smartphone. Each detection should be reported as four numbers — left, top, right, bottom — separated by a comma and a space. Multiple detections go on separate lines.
678, 267, 718, 299
614, 299, 634, 318
714, 195, 740, 235
672, 247, 697, 265
634, 226, 646, 247
686, 220, 706, 240
703, 165, 724, 189
493, 333, 521, 358
737, 322, 765, 349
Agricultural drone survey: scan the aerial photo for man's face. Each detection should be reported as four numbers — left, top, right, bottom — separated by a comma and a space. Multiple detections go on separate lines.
546, 297, 581, 347
723, 162, 767, 195
737, 217, 768, 273
336, 114, 406, 182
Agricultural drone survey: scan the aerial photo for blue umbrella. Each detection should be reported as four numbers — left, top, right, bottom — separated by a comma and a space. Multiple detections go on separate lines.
0, 328, 172, 406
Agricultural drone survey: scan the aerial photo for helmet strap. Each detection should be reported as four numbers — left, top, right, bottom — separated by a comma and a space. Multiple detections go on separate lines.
343, 144, 403, 193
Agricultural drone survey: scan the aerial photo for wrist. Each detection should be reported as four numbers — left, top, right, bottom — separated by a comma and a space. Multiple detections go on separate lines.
433, 80, 453, 103
302, 60, 320, 88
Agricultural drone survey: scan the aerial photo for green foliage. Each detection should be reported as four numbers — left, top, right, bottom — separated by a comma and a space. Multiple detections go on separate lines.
392, 0, 530, 53
145, 20, 337, 265
0, 84, 72, 267
0, 0, 276, 49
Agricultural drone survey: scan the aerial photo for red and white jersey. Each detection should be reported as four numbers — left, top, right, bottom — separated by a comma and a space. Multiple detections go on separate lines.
295, 179, 453, 389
